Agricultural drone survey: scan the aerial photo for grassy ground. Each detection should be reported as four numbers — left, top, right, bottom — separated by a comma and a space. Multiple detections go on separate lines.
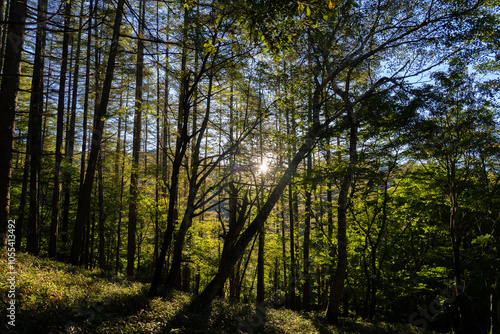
1, 252, 432, 333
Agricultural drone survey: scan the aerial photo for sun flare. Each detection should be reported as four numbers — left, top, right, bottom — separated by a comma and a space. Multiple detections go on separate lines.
258, 162, 269, 174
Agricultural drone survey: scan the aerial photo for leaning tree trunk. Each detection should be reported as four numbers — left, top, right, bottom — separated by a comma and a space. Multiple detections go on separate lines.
0, 0, 27, 248
189, 81, 338, 309
189, 127, 322, 310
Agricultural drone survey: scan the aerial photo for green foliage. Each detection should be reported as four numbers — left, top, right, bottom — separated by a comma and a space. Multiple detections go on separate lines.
0, 252, 450, 333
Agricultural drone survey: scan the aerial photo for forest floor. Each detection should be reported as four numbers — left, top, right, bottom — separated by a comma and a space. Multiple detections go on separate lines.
0, 252, 439, 334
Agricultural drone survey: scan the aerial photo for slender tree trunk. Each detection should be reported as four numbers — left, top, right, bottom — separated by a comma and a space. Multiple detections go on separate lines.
24, 0, 47, 254
153, 0, 161, 274
0, 0, 10, 75
303, 154, 312, 311
116, 104, 128, 274
61, 1, 84, 259
150, 7, 190, 295
80, 0, 95, 188
165, 71, 213, 287
16, 150, 29, 251
49, 0, 72, 258
127, 0, 145, 279
449, 182, 466, 334
302, 72, 314, 311
325, 146, 335, 309
492, 281, 500, 334
285, 89, 297, 308
257, 226, 265, 303
98, 151, 106, 269
0, 0, 27, 248
162, 7, 171, 206
280, 195, 288, 304
326, 109, 358, 322
70, 0, 126, 265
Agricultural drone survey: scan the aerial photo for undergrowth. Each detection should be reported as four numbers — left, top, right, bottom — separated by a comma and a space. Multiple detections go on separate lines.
1, 252, 435, 333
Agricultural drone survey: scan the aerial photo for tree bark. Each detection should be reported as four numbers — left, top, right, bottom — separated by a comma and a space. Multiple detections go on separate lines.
150, 7, 190, 294
70, 0, 126, 265
49, 0, 72, 258
116, 104, 128, 274
61, 0, 84, 259
98, 151, 106, 269
0, 0, 10, 76
0, 0, 27, 248
326, 109, 358, 322
127, 0, 145, 279
165, 71, 213, 287
25, 0, 47, 254
303, 153, 312, 311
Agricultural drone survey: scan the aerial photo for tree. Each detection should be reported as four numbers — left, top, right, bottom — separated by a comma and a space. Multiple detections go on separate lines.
187, 0, 493, 315
25, 0, 47, 255
70, 0, 126, 265
49, 0, 72, 258
0, 0, 27, 248
127, 0, 145, 279
410, 65, 500, 333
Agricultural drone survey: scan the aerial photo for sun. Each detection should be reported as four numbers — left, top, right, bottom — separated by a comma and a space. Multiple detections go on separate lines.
258, 161, 269, 174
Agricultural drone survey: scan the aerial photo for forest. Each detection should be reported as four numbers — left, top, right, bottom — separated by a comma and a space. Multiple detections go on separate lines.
1, 0, 500, 333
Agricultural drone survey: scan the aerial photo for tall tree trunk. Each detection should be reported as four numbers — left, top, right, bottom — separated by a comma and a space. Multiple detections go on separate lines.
24, 0, 47, 254
449, 181, 466, 333
162, 6, 171, 209
153, 0, 161, 274
49, 0, 72, 258
257, 112, 265, 304
302, 71, 314, 311
16, 150, 29, 251
325, 146, 335, 308
492, 281, 500, 334
326, 109, 358, 322
127, 0, 145, 279
70, 0, 126, 265
98, 151, 106, 269
165, 71, 213, 288
280, 195, 288, 304
0, 0, 9, 75
150, 7, 190, 295
285, 84, 297, 308
80, 0, 95, 189
61, 0, 84, 259
303, 154, 312, 311
0, 0, 27, 248
257, 226, 265, 303
116, 103, 128, 274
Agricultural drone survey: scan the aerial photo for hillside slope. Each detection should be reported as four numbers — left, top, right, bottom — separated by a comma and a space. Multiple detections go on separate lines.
1, 252, 433, 333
